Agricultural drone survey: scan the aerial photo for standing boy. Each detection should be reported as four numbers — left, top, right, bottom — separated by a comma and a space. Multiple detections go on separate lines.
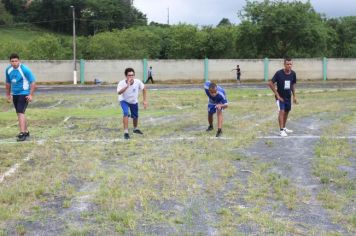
268, 57, 298, 137
204, 81, 228, 137
117, 68, 148, 139
5, 53, 36, 141
232, 65, 241, 83
146, 66, 154, 84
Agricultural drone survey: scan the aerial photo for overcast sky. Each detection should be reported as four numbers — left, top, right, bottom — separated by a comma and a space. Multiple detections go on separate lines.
133, 0, 356, 26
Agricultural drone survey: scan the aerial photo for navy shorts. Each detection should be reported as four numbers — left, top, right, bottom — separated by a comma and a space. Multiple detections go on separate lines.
276, 100, 291, 112
208, 103, 224, 114
120, 101, 139, 118
13, 95, 28, 114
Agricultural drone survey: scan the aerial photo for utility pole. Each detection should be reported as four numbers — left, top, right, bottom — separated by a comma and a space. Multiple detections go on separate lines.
167, 7, 170, 25
70, 5, 77, 84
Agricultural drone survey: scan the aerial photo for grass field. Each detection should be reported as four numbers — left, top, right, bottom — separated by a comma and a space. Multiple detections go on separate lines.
0, 86, 355, 235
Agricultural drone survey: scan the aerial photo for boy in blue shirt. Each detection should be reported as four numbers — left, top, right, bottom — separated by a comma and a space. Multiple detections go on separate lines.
5, 53, 36, 141
204, 81, 228, 137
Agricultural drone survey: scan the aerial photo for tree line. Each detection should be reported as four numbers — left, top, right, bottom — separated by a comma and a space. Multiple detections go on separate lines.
0, 0, 355, 60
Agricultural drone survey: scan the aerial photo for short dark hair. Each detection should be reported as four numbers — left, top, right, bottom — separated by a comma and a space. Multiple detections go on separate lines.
284, 57, 292, 63
124, 67, 135, 76
9, 53, 19, 60
209, 82, 217, 90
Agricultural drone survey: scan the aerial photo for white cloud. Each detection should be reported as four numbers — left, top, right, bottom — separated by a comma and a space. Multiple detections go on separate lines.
133, 0, 356, 26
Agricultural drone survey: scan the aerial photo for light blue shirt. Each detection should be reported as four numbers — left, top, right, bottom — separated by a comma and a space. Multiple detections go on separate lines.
5, 64, 36, 95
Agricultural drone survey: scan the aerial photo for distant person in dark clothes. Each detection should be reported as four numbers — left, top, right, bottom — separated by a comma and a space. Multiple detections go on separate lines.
146, 66, 154, 84
232, 65, 241, 83
268, 57, 298, 137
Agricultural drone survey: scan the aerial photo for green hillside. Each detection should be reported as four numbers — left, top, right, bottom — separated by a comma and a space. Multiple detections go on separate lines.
0, 26, 71, 60
0, 26, 66, 43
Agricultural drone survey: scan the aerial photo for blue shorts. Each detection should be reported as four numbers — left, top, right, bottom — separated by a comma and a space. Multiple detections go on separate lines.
208, 104, 224, 114
13, 95, 28, 113
276, 100, 291, 112
120, 101, 139, 118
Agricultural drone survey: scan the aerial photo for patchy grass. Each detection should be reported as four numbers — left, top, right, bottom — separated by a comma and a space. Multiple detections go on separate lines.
0, 87, 355, 234
313, 112, 356, 232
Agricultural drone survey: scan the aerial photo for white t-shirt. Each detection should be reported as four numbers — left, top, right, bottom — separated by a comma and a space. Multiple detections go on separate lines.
117, 79, 145, 104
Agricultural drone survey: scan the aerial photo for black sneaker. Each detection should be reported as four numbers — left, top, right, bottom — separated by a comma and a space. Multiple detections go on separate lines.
216, 129, 222, 137
17, 132, 27, 142
124, 133, 130, 139
206, 125, 214, 131
133, 129, 143, 135
25, 131, 30, 138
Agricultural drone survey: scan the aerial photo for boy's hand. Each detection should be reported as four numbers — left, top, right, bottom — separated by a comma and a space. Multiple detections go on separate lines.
26, 94, 33, 102
293, 96, 298, 104
6, 94, 12, 103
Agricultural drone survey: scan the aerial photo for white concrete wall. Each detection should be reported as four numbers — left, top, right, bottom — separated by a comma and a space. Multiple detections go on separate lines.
1, 58, 355, 83
84, 60, 143, 83
0, 60, 74, 83
268, 59, 324, 81
327, 58, 356, 80
147, 59, 204, 82
208, 59, 264, 81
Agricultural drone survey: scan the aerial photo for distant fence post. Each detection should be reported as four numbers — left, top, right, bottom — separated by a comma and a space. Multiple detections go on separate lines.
323, 57, 327, 81
264, 57, 269, 81
204, 57, 209, 82
80, 59, 85, 84
143, 58, 147, 83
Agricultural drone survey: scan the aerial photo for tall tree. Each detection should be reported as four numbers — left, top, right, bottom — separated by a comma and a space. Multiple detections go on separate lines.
3, 0, 147, 35
0, 0, 13, 25
327, 16, 356, 57
237, 0, 331, 58
217, 18, 232, 27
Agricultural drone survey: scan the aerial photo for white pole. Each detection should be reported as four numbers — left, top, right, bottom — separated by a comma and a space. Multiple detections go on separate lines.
71, 5, 77, 85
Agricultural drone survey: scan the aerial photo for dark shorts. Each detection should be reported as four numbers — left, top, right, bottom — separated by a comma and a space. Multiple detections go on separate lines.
276, 100, 291, 112
13, 95, 28, 114
208, 103, 224, 114
120, 101, 139, 118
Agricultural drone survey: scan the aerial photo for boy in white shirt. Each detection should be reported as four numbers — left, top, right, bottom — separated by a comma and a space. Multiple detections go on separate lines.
117, 68, 148, 139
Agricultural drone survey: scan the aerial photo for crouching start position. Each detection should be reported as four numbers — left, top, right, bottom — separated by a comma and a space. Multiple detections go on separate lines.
204, 81, 228, 137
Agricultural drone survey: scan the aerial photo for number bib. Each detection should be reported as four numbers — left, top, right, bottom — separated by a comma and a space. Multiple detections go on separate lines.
284, 80, 291, 90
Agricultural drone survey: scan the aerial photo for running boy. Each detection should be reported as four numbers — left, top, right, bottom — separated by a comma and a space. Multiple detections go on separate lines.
117, 68, 148, 139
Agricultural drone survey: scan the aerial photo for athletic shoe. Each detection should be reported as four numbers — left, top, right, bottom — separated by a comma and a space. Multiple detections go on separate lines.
216, 129, 222, 137
133, 129, 143, 135
17, 132, 27, 142
280, 130, 288, 137
25, 131, 30, 138
206, 125, 214, 131
124, 133, 130, 139
283, 128, 293, 133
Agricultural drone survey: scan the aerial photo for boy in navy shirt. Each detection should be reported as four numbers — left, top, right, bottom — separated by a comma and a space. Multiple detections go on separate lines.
268, 57, 298, 137
204, 81, 228, 137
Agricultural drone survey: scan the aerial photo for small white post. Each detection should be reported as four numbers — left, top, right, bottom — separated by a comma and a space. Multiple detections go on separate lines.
73, 70, 77, 84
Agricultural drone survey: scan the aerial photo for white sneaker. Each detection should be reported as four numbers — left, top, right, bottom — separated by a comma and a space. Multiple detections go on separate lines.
280, 130, 288, 137
283, 127, 293, 133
